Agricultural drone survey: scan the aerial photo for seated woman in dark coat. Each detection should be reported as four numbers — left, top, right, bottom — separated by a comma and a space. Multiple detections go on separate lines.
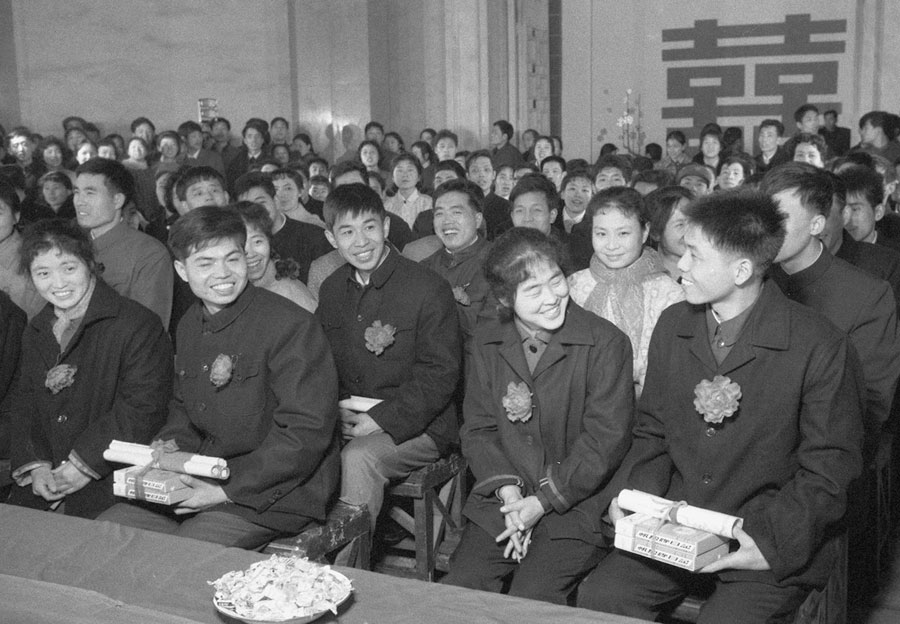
6, 219, 173, 519
442, 227, 635, 604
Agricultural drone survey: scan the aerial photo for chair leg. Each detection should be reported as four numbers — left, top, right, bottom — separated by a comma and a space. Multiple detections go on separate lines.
415, 492, 435, 581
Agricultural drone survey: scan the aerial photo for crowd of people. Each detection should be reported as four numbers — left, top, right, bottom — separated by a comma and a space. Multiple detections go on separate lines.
2, 103, 900, 621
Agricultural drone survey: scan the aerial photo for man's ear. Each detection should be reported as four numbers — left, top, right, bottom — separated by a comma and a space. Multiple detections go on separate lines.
809, 213, 826, 237
382, 215, 391, 238
733, 258, 754, 287
113, 192, 126, 212
549, 209, 558, 224
173, 260, 189, 283
875, 202, 886, 222
324, 229, 338, 250
641, 223, 650, 245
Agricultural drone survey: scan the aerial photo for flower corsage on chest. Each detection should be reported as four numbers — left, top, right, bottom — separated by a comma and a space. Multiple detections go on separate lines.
364, 320, 397, 356
693, 375, 741, 425
45, 364, 77, 394
502, 381, 533, 423
209, 353, 238, 389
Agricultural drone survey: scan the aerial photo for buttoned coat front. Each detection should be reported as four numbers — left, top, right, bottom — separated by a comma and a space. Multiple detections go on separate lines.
461, 302, 635, 545
9, 279, 173, 518
623, 280, 864, 587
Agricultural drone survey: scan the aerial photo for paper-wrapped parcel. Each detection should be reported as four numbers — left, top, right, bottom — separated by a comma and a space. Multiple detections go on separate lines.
614, 489, 743, 571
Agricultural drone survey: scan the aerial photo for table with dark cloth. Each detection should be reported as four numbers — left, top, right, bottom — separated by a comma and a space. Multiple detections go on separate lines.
0, 504, 648, 624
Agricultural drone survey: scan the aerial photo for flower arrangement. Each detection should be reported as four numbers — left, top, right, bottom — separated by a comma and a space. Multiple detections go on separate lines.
45, 364, 77, 394
502, 381, 533, 423
364, 320, 396, 356
615, 89, 646, 155
210, 354, 235, 388
693, 375, 741, 424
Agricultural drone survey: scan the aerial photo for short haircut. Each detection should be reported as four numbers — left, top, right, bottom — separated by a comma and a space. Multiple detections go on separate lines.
7, 126, 32, 143
683, 188, 786, 276
566, 158, 591, 171
435, 129, 458, 146
410, 140, 435, 165
589, 186, 647, 225
516, 162, 540, 175
832, 152, 874, 171
293, 132, 312, 146
233, 171, 275, 199
271, 167, 306, 189
720, 154, 755, 180
234, 200, 274, 236
391, 152, 422, 177
178, 121, 202, 137
364, 121, 384, 135
632, 169, 675, 189
384, 131, 404, 151
323, 182, 385, 230
540, 155, 567, 172
434, 159, 467, 179
465, 149, 494, 171
211, 117, 231, 131
270, 116, 289, 129
155, 130, 182, 151
760, 161, 834, 217
75, 157, 135, 204
824, 110, 838, 120
62, 116, 86, 131
168, 206, 246, 262
794, 104, 819, 123
484, 227, 565, 321
97, 137, 119, 159
126, 136, 149, 154
330, 160, 368, 184
594, 154, 633, 182
759, 119, 785, 136
309, 175, 330, 187
645, 143, 663, 161
783, 132, 828, 160
665, 130, 686, 145
174, 166, 227, 200
241, 122, 269, 143
0, 179, 21, 213
432, 178, 485, 213
561, 169, 594, 190
522, 128, 538, 141
307, 156, 329, 171
493, 120, 514, 140
645, 185, 693, 244
130, 117, 155, 133
508, 173, 560, 214
699, 124, 723, 143
859, 110, 889, 130
839, 165, 885, 208
38, 170, 73, 191
19, 217, 98, 276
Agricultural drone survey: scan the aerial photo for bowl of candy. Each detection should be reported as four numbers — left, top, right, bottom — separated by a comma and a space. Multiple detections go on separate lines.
211, 555, 353, 623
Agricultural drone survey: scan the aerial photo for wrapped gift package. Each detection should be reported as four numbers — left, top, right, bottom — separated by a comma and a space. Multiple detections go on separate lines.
614, 513, 730, 571
614, 489, 741, 571
113, 467, 191, 505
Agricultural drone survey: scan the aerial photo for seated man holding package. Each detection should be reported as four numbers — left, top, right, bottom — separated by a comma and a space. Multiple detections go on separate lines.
577, 189, 864, 622
316, 183, 461, 532
99, 207, 341, 549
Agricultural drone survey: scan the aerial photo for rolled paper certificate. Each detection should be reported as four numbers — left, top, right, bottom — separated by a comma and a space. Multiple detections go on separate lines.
617, 489, 743, 539
103, 441, 229, 480
338, 395, 383, 413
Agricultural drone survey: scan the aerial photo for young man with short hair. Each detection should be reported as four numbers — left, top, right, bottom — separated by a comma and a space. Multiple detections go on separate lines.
794, 104, 820, 135
819, 110, 851, 157
466, 150, 512, 241
489, 119, 523, 170
6, 127, 45, 196
838, 164, 900, 251
764, 162, 900, 439
434, 129, 459, 163
74, 158, 173, 327
755, 119, 790, 174
99, 206, 340, 549
178, 121, 225, 176
174, 166, 230, 214
540, 155, 566, 192
593, 155, 632, 191
210, 117, 240, 167
316, 183, 461, 532
857, 111, 900, 163
578, 188, 864, 623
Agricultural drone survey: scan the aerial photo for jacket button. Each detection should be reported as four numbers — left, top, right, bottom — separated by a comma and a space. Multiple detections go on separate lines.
702, 473, 712, 484
56, 414, 67, 423
202, 364, 209, 372
705, 427, 716, 437
357, 315, 363, 322
178, 370, 186, 378
198, 402, 206, 411
352, 376, 361, 384
525, 435, 534, 445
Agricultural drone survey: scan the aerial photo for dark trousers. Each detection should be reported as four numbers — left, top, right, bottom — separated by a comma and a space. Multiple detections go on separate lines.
442, 520, 605, 605
577, 550, 809, 624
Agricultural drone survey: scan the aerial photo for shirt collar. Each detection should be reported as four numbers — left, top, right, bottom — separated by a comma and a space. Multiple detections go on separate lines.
705, 296, 756, 349
199, 282, 257, 333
